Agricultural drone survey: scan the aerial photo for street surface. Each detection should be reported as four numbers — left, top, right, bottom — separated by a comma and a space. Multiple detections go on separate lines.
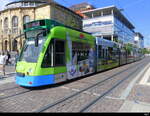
0, 57, 150, 112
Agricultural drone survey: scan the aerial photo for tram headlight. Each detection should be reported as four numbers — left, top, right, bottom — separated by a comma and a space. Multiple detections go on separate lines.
28, 68, 33, 74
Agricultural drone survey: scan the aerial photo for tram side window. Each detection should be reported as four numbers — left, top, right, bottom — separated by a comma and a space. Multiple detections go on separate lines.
42, 40, 53, 68
106, 49, 108, 59
98, 45, 102, 58
54, 40, 65, 66
108, 47, 113, 60
102, 49, 105, 59
108, 47, 119, 61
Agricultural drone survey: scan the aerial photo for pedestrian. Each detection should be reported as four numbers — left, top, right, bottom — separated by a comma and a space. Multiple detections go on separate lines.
6, 50, 11, 65
15, 50, 19, 66
0, 52, 7, 77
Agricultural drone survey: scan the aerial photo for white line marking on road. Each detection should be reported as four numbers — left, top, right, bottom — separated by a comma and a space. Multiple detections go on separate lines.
83, 91, 91, 95
61, 86, 101, 97
0, 93, 5, 96
72, 88, 80, 92
120, 63, 150, 100
105, 96, 122, 100
61, 86, 70, 90
139, 67, 150, 85
93, 93, 100, 97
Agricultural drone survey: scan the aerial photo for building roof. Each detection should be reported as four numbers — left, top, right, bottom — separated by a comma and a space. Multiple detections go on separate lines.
37, 2, 83, 19
6, 0, 47, 6
135, 32, 144, 39
1, 1, 82, 20
82, 5, 135, 29
70, 2, 95, 11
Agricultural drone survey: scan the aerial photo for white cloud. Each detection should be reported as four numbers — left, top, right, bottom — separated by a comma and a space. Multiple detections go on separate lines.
0, 0, 14, 10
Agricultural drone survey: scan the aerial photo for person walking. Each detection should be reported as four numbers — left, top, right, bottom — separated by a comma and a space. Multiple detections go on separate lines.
6, 51, 11, 65
0, 52, 8, 77
15, 50, 19, 66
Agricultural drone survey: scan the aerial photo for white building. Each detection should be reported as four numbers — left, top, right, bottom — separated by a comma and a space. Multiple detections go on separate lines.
82, 6, 135, 45
134, 32, 144, 48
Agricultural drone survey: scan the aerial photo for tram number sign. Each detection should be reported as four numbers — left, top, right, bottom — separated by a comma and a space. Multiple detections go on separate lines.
24, 20, 45, 29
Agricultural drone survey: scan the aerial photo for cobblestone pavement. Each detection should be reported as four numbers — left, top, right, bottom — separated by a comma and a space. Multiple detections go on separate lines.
0, 65, 16, 86
0, 57, 150, 112
0, 65, 15, 77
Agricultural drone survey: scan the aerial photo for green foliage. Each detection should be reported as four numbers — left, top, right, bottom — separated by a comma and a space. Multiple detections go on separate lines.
142, 48, 150, 54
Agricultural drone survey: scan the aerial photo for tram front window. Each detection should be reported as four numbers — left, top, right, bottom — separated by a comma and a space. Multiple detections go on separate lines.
19, 30, 46, 63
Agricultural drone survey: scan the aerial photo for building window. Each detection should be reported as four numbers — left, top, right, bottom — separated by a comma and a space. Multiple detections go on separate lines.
24, 2, 29, 6
12, 39, 18, 51
103, 10, 111, 16
23, 15, 30, 24
4, 18, 9, 34
4, 40, 8, 51
12, 16, 18, 33
30, 2, 35, 6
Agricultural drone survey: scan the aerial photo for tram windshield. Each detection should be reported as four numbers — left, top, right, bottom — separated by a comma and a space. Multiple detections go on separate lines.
19, 30, 46, 63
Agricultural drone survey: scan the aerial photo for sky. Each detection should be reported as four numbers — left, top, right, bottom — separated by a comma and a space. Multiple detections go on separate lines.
0, 0, 150, 47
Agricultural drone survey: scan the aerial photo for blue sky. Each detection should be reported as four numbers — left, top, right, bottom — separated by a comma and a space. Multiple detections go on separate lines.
1, 0, 150, 47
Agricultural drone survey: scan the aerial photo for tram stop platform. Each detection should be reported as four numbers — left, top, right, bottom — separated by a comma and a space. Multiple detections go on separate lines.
119, 62, 150, 112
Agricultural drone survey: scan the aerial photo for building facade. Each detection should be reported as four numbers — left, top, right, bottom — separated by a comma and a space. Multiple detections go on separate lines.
0, 0, 82, 52
134, 32, 144, 48
81, 6, 135, 46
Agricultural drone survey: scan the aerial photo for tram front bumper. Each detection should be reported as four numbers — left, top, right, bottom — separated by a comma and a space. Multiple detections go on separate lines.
15, 74, 55, 87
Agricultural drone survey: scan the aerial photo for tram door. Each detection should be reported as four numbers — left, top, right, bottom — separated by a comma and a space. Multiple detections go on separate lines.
119, 48, 126, 65
97, 44, 108, 71
42, 39, 67, 83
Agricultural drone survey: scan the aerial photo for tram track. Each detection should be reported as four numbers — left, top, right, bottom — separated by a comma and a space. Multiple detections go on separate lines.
0, 90, 31, 100
0, 62, 137, 102
0, 58, 147, 112
80, 61, 148, 112
35, 58, 148, 112
0, 86, 32, 100
0, 86, 20, 92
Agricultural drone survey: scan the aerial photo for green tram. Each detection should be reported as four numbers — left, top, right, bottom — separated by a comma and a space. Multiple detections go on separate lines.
16, 19, 143, 87
16, 19, 96, 87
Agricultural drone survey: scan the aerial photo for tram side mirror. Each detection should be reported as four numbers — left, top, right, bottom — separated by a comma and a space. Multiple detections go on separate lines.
35, 30, 47, 47
35, 32, 43, 47
35, 35, 39, 47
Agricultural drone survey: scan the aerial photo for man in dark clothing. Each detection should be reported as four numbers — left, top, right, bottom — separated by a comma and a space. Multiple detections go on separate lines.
6, 51, 11, 65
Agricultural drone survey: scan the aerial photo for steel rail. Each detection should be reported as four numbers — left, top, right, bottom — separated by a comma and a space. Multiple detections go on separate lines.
35, 58, 147, 112
0, 90, 31, 100
79, 59, 148, 112
0, 86, 20, 92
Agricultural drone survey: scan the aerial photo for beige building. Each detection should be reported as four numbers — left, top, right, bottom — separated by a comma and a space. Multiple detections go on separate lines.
0, 0, 82, 52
